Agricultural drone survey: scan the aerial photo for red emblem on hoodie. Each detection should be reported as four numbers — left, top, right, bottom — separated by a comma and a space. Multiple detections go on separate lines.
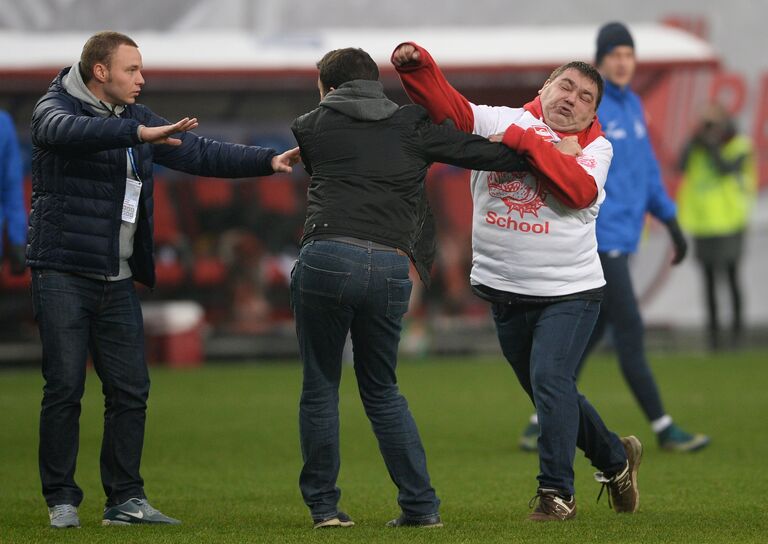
576, 155, 597, 170
487, 171, 547, 218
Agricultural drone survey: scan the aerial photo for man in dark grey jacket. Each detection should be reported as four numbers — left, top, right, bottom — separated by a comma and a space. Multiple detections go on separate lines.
29, 31, 299, 529
290, 47, 530, 529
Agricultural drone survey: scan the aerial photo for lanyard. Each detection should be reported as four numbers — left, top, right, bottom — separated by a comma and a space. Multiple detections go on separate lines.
126, 148, 141, 182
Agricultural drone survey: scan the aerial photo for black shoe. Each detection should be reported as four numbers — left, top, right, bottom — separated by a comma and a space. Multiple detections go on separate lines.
386, 513, 443, 528
312, 511, 354, 529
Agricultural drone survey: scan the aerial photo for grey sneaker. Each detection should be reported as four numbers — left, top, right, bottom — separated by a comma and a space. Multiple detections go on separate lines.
519, 421, 540, 452
312, 511, 355, 529
48, 504, 80, 528
102, 498, 181, 526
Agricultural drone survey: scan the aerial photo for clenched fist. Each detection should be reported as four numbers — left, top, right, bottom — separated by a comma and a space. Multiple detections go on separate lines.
391, 43, 421, 67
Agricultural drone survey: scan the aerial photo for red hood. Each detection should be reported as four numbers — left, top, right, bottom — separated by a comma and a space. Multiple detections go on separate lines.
523, 96, 604, 148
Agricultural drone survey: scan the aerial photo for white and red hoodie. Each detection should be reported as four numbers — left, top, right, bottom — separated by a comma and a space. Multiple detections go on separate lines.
393, 43, 612, 297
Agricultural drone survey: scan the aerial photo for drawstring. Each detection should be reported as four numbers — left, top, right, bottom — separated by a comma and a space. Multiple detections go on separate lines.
99, 100, 119, 118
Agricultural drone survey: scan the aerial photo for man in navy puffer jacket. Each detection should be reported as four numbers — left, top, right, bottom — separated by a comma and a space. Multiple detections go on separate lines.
29, 31, 299, 529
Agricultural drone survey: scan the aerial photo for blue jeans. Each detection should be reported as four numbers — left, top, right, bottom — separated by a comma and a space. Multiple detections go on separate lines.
32, 270, 149, 507
492, 299, 626, 496
291, 240, 439, 520
578, 252, 665, 422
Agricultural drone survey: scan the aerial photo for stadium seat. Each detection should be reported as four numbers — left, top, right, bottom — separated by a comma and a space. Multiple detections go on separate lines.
152, 177, 185, 289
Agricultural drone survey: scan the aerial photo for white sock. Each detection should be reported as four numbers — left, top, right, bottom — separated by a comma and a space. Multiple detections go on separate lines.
651, 415, 673, 434
530, 413, 539, 425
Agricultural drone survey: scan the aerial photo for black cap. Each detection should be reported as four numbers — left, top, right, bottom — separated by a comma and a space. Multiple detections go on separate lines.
595, 22, 634, 66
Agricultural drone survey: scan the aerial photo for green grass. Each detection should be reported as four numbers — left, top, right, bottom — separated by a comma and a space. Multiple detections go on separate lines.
2, 350, 767, 543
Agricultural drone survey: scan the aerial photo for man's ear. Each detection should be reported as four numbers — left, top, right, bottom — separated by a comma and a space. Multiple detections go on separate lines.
537, 79, 551, 96
93, 63, 108, 83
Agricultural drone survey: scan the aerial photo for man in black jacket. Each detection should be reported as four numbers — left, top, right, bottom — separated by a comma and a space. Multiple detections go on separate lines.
29, 31, 299, 529
290, 47, 529, 529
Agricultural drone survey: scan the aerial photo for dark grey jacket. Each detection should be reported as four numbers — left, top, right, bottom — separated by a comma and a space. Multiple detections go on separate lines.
291, 79, 529, 286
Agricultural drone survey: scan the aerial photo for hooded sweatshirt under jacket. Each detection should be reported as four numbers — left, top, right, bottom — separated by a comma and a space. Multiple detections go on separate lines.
62, 62, 137, 280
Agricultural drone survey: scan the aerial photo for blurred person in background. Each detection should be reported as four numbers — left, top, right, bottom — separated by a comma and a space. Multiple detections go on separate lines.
393, 42, 641, 521
0, 109, 27, 276
516, 21, 710, 455
291, 47, 532, 529
678, 103, 756, 351
29, 30, 299, 529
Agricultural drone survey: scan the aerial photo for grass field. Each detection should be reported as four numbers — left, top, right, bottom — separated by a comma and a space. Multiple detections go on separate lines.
2, 349, 767, 543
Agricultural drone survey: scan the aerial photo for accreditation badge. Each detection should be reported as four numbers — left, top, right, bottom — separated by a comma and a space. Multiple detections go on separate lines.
121, 178, 142, 223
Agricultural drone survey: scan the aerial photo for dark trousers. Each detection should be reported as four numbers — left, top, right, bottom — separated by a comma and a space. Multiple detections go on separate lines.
493, 299, 626, 496
702, 261, 743, 350
32, 270, 149, 507
578, 252, 666, 422
291, 240, 439, 520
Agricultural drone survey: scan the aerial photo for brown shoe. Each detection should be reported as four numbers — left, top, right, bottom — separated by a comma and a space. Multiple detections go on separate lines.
595, 435, 643, 513
527, 489, 576, 521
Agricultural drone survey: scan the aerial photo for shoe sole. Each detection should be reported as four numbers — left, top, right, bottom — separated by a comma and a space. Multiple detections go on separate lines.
621, 435, 643, 513
528, 514, 576, 522
660, 435, 710, 452
313, 519, 355, 529
102, 519, 180, 526
386, 516, 444, 528
102, 520, 133, 526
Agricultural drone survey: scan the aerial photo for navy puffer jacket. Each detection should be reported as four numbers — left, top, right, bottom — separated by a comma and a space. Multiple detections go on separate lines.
28, 68, 277, 287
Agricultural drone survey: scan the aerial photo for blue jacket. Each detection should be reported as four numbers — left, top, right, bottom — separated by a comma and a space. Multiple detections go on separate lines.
28, 67, 277, 287
0, 110, 26, 258
596, 80, 677, 253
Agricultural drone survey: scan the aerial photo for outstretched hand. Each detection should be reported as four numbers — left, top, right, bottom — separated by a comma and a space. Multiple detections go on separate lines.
139, 117, 199, 146
391, 43, 420, 67
271, 147, 301, 173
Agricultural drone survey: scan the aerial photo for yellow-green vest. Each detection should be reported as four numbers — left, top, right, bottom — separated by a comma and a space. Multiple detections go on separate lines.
677, 135, 756, 236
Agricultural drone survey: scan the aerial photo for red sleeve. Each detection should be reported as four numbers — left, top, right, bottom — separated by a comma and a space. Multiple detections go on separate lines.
502, 125, 598, 209
392, 42, 475, 133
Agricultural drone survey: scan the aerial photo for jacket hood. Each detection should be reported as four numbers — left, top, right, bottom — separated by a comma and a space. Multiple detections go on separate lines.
319, 80, 399, 121
60, 63, 125, 118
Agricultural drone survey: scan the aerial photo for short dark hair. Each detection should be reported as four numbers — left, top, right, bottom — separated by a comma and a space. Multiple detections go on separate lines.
547, 61, 604, 108
79, 31, 138, 83
316, 48, 379, 91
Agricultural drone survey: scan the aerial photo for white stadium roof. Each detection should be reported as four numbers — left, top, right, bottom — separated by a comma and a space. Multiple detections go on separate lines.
0, 24, 717, 75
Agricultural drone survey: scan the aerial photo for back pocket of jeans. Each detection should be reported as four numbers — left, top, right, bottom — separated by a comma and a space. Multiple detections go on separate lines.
299, 262, 350, 309
386, 277, 412, 319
